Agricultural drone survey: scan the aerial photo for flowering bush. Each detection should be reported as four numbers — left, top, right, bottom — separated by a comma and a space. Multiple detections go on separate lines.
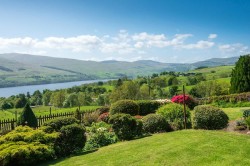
98, 112, 110, 123
171, 95, 197, 109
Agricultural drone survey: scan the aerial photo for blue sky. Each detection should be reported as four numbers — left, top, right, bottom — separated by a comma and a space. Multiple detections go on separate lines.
0, 0, 249, 63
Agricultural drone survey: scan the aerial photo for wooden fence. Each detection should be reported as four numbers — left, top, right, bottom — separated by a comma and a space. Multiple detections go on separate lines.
0, 109, 95, 133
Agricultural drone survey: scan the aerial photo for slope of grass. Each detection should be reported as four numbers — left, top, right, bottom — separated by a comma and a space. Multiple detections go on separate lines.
42, 130, 250, 166
222, 107, 250, 121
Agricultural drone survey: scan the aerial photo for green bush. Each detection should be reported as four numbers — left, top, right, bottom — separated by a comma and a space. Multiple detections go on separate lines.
110, 100, 139, 116
54, 124, 86, 157
0, 141, 54, 166
136, 100, 162, 115
0, 126, 57, 166
245, 117, 250, 129
192, 105, 229, 130
156, 103, 191, 130
83, 111, 100, 126
142, 114, 171, 133
108, 113, 140, 140
96, 106, 110, 114
17, 103, 38, 128
43, 117, 79, 131
243, 110, 250, 119
84, 122, 117, 151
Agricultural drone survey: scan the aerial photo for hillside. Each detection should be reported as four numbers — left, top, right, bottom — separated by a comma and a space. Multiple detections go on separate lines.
0, 53, 238, 88
42, 130, 250, 166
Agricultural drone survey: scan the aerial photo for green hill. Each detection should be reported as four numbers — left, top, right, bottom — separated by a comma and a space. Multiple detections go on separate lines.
42, 130, 250, 166
0, 53, 238, 88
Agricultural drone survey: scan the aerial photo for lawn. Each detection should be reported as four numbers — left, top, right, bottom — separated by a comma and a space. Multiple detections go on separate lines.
42, 130, 250, 166
0, 106, 100, 120
221, 107, 250, 121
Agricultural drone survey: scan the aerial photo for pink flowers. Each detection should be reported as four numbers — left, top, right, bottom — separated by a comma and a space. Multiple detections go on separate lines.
171, 95, 197, 109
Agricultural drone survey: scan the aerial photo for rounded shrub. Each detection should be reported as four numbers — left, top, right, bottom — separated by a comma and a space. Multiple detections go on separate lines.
43, 117, 79, 131
156, 103, 191, 130
142, 114, 171, 133
136, 100, 162, 115
108, 113, 140, 140
54, 124, 86, 157
171, 95, 197, 109
110, 100, 139, 116
192, 105, 229, 130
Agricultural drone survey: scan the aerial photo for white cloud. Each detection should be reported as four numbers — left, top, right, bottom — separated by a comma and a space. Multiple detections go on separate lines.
176, 40, 214, 49
219, 43, 249, 54
208, 34, 217, 39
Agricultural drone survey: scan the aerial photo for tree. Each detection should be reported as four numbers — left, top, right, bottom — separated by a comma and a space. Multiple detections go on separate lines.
17, 103, 38, 128
50, 90, 66, 107
230, 55, 250, 93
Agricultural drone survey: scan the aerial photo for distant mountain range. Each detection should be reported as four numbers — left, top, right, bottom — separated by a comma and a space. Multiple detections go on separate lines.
0, 53, 238, 88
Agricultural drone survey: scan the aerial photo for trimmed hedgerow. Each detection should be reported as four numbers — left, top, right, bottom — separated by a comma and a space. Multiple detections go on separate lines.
110, 100, 139, 116
192, 105, 229, 130
136, 100, 162, 115
142, 114, 171, 133
108, 113, 141, 140
156, 103, 191, 130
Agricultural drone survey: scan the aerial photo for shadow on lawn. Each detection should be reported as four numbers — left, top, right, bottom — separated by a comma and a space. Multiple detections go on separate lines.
39, 149, 98, 166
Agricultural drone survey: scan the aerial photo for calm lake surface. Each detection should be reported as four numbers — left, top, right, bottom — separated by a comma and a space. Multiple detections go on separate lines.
0, 80, 109, 97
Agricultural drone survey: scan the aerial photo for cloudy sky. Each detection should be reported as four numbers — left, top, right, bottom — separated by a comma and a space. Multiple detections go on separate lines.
0, 0, 249, 63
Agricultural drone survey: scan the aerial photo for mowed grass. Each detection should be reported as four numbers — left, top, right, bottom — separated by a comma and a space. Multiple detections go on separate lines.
221, 107, 250, 121
0, 106, 99, 120
42, 130, 250, 166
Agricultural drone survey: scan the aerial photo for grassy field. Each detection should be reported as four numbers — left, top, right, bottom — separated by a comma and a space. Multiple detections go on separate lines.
221, 107, 249, 121
0, 106, 99, 120
42, 130, 250, 166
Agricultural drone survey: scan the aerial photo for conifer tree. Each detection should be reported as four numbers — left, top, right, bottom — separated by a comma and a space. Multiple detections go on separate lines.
230, 55, 250, 93
17, 103, 38, 128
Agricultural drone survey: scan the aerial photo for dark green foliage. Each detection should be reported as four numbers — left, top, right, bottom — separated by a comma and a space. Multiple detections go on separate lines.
235, 120, 247, 130
142, 114, 171, 133
108, 113, 140, 140
43, 117, 79, 131
136, 100, 162, 115
110, 100, 139, 116
243, 110, 250, 119
156, 103, 191, 130
74, 108, 81, 121
230, 55, 250, 93
17, 103, 38, 128
54, 124, 86, 157
169, 85, 178, 97
193, 105, 229, 130
14, 94, 27, 108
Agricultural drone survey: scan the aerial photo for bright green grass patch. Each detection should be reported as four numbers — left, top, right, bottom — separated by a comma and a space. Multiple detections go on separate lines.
0, 106, 99, 120
42, 130, 250, 166
221, 107, 250, 121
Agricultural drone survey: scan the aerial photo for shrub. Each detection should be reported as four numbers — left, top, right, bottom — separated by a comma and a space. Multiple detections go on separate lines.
110, 100, 139, 116
192, 105, 229, 130
43, 117, 79, 131
17, 103, 38, 128
136, 100, 162, 115
0, 126, 57, 166
54, 124, 86, 157
0, 141, 54, 166
74, 108, 81, 121
98, 112, 110, 123
96, 106, 110, 115
108, 113, 140, 140
83, 111, 100, 126
171, 95, 197, 109
243, 109, 250, 119
245, 117, 250, 129
142, 114, 171, 133
235, 120, 247, 130
156, 103, 191, 130
84, 122, 117, 151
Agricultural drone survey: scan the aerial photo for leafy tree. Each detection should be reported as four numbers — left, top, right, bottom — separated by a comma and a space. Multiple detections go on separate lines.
169, 86, 178, 97
230, 55, 250, 93
96, 95, 105, 106
17, 103, 38, 128
50, 90, 66, 107
42, 90, 52, 106
15, 94, 27, 108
